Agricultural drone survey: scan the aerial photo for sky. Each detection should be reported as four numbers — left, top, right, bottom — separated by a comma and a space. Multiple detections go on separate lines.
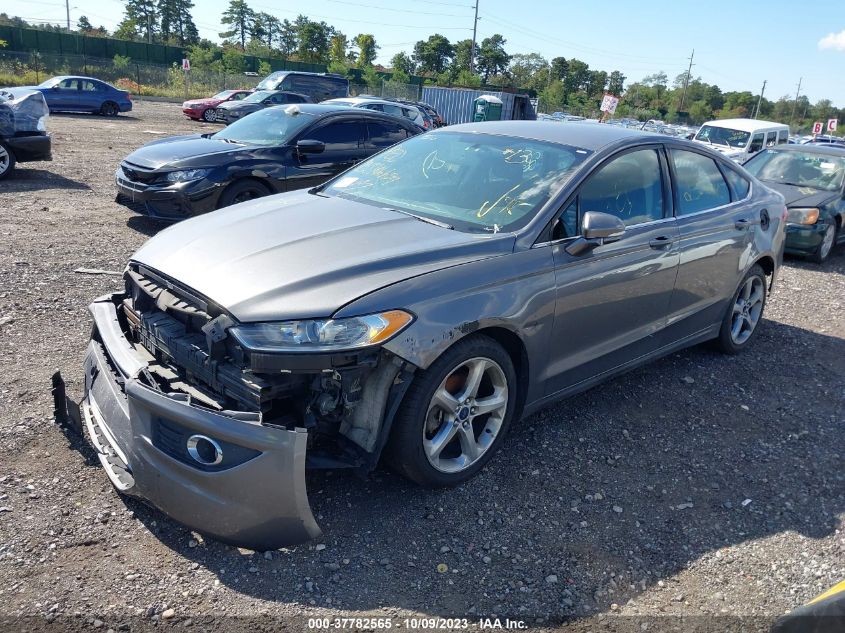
6, 0, 845, 106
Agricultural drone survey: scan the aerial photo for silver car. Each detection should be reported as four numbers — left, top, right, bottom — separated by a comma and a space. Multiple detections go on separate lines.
77, 122, 786, 549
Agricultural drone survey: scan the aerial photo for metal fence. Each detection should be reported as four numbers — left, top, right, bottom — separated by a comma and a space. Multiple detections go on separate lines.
0, 51, 422, 102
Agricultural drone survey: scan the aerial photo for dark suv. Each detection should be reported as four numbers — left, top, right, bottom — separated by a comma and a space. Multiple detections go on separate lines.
114, 104, 421, 220
255, 71, 349, 103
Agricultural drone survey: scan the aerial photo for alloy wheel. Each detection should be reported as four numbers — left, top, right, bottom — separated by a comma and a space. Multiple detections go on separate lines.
203, 109, 217, 122
730, 276, 765, 345
232, 189, 262, 204
819, 224, 836, 261
423, 357, 508, 474
0, 145, 9, 176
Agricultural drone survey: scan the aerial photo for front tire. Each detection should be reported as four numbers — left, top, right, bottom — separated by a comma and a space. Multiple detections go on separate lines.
386, 335, 517, 487
202, 108, 216, 122
217, 179, 271, 208
0, 141, 15, 180
713, 264, 767, 355
811, 221, 837, 264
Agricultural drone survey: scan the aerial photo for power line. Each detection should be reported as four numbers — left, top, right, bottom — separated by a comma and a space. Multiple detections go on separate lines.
324, 0, 472, 19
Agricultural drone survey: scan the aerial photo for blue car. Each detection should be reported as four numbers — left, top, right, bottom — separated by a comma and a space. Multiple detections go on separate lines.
31, 76, 132, 116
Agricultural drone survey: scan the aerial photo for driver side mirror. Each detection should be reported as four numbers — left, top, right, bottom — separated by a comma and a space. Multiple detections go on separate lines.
565, 211, 626, 256
296, 139, 326, 156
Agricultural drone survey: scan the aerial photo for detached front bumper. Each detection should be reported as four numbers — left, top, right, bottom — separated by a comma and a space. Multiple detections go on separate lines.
81, 294, 321, 550
5, 133, 52, 162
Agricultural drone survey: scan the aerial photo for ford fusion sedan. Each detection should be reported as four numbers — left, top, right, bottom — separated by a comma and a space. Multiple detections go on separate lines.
28, 75, 132, 116
215, 90, 311, 124
182, 90, 252, 122
743, 144, 845, 263
114, 103, 422, 220
84, 122, 785, 549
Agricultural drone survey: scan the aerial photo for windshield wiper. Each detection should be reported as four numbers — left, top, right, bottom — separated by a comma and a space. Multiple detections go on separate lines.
383, 207, 454, 230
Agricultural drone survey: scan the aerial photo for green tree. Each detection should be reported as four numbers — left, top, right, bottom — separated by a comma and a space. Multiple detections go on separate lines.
607, 70, 625, 95
451, 39, 473, 74
114, 17, 139, 41
329, 34, 349, 64
157, 0, 198, 45
413, 34, 454, 75
294, 15, 332, 63
390, 51, 415, 75
124, 0, 158, 43
540, 79, 566, 112
354, 33, 378, 68
563, 58, 590, 97
77, 16, 94, 32
220, 0, 255, 50
476, 34, 509, 82
508, 53, 548, 89
362, 64, 381, 90
113, 54, 131, 70
252, 12, 280, 50
277, 19, 297, 57
455, 69, 481, 88
549, 56, 568, 82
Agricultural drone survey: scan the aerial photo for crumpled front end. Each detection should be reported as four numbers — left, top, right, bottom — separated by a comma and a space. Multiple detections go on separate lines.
82, 294, 321, 549
81, 264, 412, 548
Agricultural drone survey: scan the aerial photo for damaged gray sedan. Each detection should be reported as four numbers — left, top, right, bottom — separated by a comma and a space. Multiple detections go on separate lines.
79, 122, 785, 549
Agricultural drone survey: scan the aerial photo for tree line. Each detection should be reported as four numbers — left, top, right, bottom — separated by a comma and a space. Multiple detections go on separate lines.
1, 1, 841, 130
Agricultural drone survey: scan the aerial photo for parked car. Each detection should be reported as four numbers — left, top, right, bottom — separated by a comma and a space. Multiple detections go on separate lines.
84, 121, 784, 549
115, 103, 421, 220
743, 144, 845, 263
27, 75, 132, 116
255, 71, 348, 102
693, 119, 789, 162
214, 90, 311, 124
324, 97, 425, 128
0, 87, 52, 179
384, 97, 444, 129
182, 90, 253, 122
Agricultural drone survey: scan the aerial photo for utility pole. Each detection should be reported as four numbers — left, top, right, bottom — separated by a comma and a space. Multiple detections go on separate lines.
65, 0, 70, 31
753, 80, 766, 119
469, 1, 479, 74
790, 77, 802, 124
679, 49, 695, 112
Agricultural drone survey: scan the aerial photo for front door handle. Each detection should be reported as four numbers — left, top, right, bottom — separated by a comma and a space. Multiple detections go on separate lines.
649, 235, 675, 249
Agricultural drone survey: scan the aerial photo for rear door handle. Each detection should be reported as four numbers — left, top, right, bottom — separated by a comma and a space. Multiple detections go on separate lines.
649, 235, 675, 249
734, 217, 761, 230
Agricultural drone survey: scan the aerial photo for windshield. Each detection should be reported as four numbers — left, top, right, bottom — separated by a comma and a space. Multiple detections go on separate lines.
37, 78, 61, 88
256, 73, 284, 91
322, 131, 591, 233
211, 107, 315, 146
695, 125, 751, 148
212, 90, 236, 100
744, 149, 845, 192
242, 91, 273, 103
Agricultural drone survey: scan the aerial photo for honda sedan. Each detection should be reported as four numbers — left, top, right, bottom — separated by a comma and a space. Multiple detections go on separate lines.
79, 122, 785, 549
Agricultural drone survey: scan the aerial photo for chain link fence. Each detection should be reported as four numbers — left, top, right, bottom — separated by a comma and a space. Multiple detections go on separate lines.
1, 51, 422, 102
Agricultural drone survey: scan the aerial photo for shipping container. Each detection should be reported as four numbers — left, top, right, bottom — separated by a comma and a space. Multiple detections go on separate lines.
421, 87, 536, 126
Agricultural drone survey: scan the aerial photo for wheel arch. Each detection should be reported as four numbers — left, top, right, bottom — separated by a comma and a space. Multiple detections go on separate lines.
474, 326, 530, 421
217, 176, 274, 208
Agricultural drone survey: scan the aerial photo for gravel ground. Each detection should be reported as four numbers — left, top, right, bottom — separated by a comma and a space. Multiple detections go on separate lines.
0, 102, 843, 632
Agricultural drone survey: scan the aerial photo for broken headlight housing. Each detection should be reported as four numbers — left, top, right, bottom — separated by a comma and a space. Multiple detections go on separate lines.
230, 310, 413, 353
166, 168, 210, 183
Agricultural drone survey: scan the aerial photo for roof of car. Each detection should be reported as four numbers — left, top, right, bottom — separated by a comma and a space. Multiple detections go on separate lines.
271, 103, 420, 124
439, 120, 663, 150
701, 118, 789, 132
326, 97, 411, 107
763, 143, 845, 156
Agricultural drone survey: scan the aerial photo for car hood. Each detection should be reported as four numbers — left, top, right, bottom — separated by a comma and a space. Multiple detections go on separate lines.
184, 98, 218, 107
131, 191, 514, 322
218, 101, 260, 111
758, 181, 837, 207
123, 136, 245, 169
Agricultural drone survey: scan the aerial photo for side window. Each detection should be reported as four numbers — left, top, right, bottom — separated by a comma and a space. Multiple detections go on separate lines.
723, 167, 750, 200
401, 107, 416, 120
364, 103, 383, 111
748, 133, 765, 153
367, 121, 407, 149
233, 92, 248, 100
765, 131, 778, 147
382, 104, 403, 117
60, 78, 79, 90
552, 199, 578, 240
670, 149, 732, 214
81, 80, 98, 91
268, 93, 286, 104
579, 149, 664, 226
305, 120, 364, 151
777, 129, 789, 144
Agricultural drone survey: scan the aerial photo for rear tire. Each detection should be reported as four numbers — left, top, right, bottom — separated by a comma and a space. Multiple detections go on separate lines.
217, 179, 271, 208
0, 141, 15, 180
100, 101, 118, 117
810, 221, 837, 264
713, 264, 766, 355
202, 108, 216, 122
385, 334, 517, 487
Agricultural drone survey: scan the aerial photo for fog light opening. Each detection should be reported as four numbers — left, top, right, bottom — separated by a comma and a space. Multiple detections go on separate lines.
187, 435, 223, 466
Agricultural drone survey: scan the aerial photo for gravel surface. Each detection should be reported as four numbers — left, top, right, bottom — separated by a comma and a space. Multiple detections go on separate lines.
0, 102, 843, 632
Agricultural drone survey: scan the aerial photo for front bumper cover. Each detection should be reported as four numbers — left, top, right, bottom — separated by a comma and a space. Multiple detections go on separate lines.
784, 221, 830, 255
81, 294, 321, 549
115, 168, 220, 221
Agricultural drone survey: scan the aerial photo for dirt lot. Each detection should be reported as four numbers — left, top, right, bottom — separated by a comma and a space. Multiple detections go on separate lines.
0, 101, 843, 632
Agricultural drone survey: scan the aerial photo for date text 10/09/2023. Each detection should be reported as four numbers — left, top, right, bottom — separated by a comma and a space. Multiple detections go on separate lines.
307, 617, 528, 630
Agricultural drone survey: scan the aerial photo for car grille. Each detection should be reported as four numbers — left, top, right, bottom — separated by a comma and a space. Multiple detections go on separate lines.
119, 162, 160, 184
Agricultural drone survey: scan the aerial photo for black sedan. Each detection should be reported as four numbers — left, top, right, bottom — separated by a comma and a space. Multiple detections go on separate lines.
214, 90, 311, 124
115, 104, 422, 220
743, 144, 845, 263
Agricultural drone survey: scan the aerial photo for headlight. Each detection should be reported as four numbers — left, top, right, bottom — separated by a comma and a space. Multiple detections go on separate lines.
787, 207, 820, 225
230, 310, 414, 353
165, 169, 209, 183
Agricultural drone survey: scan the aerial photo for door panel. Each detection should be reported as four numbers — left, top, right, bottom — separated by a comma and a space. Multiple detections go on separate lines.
285, 119, 367, 190
545, 147, 680, 395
